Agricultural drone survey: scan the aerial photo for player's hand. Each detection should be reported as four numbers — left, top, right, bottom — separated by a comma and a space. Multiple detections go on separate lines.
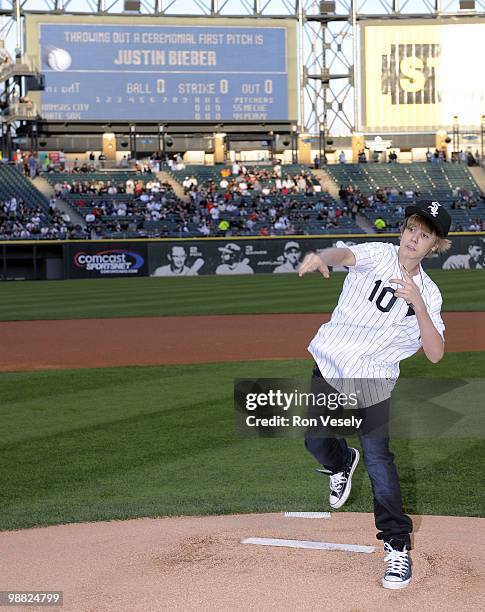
298, 252, 330, 279
389, 267, 426, 313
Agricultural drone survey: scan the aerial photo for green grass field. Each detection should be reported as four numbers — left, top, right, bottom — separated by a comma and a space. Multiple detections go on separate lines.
0, 269, 483, 321
1, 271, 484, 531
1, 353, 484, 531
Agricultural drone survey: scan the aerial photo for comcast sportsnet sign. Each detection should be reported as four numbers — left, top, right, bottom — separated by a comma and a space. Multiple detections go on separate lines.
67, 245, 148, 278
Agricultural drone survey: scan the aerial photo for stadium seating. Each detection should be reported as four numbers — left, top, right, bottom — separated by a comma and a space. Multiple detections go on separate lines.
326, 162, 484, 232
166, 163, 364, 235
0, 164, 54, 240
326, 162, 479, 196
2, 161, 480, 240
43, 170, 183, 238
44, 165, 365, 237
0, 164, 49, 210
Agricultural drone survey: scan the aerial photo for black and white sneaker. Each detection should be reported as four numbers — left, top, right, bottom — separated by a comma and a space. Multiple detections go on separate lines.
317, 447, 360, 509
382, 540, 412, 589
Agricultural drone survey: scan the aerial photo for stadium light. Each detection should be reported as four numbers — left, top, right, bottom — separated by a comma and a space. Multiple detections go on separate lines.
130, 124, 136, 159
1, 121, 9, 160
291, 124, 298, 164
158, 124, 165, 156
319, 122, 326, 167
319, 1, 336, 14
481, 115, 485, 169
124, 1, 141, 12
268, 130, 274, 160
29, 121, 38, 155
452, 116, 459, 158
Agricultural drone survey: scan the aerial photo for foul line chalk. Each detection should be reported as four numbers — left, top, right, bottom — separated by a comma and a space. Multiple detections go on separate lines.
284, 511, 331, 519
241, 537, 375, 554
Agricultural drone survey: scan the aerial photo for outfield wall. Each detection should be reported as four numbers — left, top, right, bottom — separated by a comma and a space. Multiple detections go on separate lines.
1, 234, 484, 280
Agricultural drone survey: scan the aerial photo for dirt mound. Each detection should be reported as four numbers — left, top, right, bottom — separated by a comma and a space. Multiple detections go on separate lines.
1, 512, 484, 611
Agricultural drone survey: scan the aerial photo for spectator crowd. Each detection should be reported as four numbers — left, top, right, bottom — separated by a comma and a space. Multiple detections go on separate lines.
0, 155, 483, 240
175, 162, 356, 237
336, 182, 485, 233
0, 195, 86, 240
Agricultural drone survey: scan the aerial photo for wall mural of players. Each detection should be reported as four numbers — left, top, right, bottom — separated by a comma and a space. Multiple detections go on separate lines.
273, 241, 303, 273
216, 243, 254, 275
442, 239, 484, 270
146, 235, 485, 277
151, 245, 205, 277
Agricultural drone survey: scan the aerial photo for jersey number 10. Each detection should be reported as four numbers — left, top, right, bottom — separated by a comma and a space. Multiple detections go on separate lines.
369, 280, 415, 316
368, 280, 397, 312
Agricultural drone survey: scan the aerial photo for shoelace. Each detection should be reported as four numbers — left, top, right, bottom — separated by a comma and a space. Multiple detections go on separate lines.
384, 544, 409, 577
329, 472, 346, 493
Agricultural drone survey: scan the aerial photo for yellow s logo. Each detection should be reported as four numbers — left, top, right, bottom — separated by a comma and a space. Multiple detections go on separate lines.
399, 57, 425, 93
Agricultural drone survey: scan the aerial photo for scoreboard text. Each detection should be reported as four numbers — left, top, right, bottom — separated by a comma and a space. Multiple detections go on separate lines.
35, 23, 289, 122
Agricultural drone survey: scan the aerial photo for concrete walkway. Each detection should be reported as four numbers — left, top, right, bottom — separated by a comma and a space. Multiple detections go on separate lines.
313, 168, 371, 233
468, 166, 485, 193
32, 176, 85, 226
313, 168, 339, 199
157, 170, 189, 202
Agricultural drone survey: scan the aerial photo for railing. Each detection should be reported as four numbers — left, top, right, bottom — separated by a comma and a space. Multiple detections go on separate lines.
0, 54, 38, 81
5, 101, 37, 120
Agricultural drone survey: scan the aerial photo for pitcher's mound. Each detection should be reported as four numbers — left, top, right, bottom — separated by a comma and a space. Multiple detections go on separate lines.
1, 512, 484, 611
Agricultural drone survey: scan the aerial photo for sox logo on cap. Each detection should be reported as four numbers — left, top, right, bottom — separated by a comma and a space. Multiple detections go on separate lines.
429, 202, 441, 217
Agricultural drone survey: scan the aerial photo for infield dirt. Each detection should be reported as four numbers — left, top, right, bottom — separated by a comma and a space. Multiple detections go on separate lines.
1, 312, 484, 371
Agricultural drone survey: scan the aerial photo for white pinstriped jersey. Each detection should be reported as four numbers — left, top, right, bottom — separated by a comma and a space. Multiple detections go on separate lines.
308, 241, 444, 396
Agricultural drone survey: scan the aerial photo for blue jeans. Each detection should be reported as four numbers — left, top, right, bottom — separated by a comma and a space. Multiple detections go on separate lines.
304, 365, 413, 547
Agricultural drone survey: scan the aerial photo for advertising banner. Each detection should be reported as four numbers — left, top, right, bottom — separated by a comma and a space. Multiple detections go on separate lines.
58, 235, 485, 279
362, 20, 485, 130
65, 243, 148, 278
147, 235, 485, 276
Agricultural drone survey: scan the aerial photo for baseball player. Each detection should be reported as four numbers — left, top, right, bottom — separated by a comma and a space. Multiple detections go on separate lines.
273, 241, 302, 273
299, 200, 452, 589
216, 243, 254, 275
442, 238, 484, 270
151, 245, 204, 276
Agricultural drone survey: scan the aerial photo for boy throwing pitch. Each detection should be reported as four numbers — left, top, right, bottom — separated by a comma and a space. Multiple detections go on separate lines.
298, 201, 452, 589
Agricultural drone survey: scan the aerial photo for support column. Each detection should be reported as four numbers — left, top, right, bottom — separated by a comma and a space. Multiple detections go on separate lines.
352, 132, 365, 163
214, 132, 226, 163
102, 132, 117, 161
297, 133, 312, 165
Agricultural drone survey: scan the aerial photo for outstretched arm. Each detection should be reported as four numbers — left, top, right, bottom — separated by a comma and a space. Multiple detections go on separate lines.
298, 247, 356, 278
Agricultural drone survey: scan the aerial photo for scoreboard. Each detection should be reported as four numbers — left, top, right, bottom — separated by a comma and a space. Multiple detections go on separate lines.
25, 15, 298, 123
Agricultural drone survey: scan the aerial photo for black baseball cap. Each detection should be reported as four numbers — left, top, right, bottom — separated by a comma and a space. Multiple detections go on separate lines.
405, 200, 452, 237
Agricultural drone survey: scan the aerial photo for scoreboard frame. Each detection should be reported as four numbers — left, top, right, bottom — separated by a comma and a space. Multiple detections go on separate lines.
24, 13, 299, 128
